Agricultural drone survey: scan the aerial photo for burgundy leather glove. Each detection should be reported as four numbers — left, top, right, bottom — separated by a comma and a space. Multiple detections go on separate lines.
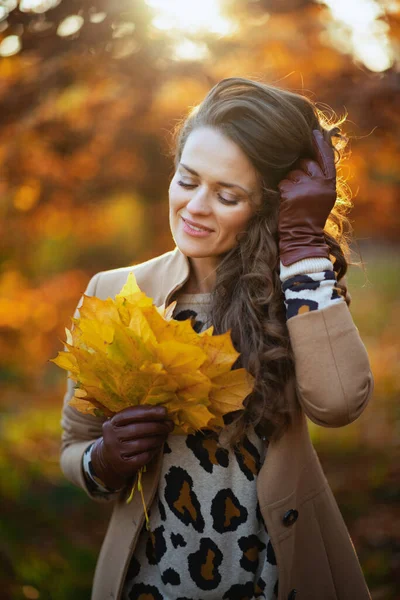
277, 129, 337, 266
90, 405, 174, 491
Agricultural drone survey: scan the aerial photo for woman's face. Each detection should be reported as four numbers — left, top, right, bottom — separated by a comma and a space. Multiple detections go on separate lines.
169, 126, 262, 259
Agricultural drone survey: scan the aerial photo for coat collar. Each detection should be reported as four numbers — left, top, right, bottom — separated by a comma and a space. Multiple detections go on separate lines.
159, 245, 191, 308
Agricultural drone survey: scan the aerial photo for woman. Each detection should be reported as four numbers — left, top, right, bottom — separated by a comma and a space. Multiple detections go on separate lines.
60, 77, 374, 600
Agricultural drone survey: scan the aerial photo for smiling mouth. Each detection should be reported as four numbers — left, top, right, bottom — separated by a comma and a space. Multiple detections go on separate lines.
181, 217, 213, 232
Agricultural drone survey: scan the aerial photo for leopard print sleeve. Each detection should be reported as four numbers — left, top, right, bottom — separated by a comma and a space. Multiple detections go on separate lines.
279, 257, 345, 320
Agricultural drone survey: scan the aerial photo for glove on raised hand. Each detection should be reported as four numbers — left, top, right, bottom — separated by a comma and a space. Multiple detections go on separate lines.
277, 129, 337, 267
90, 405, 174, 491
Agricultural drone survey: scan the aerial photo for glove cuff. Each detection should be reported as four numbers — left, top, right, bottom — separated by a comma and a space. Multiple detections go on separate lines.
91, 438, 125, 491
279, 243, 331, 266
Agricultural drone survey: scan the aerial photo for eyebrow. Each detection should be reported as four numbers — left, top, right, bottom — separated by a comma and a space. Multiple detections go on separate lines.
179, 162, 252, 197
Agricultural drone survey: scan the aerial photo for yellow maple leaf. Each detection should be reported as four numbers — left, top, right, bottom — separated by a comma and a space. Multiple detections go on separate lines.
68, 396, 98, 416
198, 330, 240, 379
172, 371, 211, 403
208, 368, 254, 416
157, 299, 177, 321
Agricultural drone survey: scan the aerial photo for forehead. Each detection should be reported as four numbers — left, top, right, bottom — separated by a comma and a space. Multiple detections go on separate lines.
180, 127, 259, 186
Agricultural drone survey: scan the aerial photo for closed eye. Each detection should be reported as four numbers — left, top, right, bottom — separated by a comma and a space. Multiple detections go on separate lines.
177, 181, 196, 189
177, 180, 239, 206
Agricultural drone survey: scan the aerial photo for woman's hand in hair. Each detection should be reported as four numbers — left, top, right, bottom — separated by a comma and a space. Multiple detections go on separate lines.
90, 405, 174, 491
277, 129, 337, 267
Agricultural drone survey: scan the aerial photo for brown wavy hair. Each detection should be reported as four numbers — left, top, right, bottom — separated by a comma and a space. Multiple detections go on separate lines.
169, 77, 354, 448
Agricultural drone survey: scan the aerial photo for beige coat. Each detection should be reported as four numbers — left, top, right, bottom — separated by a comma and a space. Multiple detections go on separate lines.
60, 246, 374, 600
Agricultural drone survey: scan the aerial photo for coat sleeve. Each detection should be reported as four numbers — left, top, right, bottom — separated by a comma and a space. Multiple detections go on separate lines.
59, 271, 121, 503
287, 298, 374, 428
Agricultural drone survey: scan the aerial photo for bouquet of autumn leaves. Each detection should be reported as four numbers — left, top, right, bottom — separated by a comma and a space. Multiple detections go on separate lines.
51, 271, 254, 522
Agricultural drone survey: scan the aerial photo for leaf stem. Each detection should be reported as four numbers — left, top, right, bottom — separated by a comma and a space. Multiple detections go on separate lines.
125, 466, 150, 531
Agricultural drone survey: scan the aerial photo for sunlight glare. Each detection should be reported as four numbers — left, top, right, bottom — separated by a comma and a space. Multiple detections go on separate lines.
0, 34, 21, 56
57, 15, 84, 37
20, 0, 61, 13
145, 0, 235, 36
319, 0, 394, 71
173, 39, 210, 61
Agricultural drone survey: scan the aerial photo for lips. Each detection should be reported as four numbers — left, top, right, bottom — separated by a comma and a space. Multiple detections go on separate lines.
181, 217, 213, 232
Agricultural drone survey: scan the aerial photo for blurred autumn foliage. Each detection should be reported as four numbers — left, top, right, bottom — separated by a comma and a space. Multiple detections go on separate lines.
0, 1, 399, 599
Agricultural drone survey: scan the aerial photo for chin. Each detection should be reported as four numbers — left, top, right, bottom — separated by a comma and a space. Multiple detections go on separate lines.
172, 233, 215, 258
175, 241, 212, 258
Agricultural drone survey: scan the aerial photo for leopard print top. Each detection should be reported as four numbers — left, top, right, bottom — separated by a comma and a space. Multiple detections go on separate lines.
121, 291, 279, 600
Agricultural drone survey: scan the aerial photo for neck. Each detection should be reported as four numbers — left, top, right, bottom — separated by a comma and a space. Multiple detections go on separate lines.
184, 256, 219, 293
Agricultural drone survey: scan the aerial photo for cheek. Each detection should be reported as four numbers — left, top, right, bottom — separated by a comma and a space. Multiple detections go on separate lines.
169, 181, 185, 207
221, 208, 253, 235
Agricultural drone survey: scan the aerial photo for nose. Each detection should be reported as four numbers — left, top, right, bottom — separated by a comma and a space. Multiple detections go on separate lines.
185, 186, 211, 214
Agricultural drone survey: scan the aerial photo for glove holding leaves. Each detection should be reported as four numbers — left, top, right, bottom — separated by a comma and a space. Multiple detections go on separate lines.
90, 404, 174, 492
